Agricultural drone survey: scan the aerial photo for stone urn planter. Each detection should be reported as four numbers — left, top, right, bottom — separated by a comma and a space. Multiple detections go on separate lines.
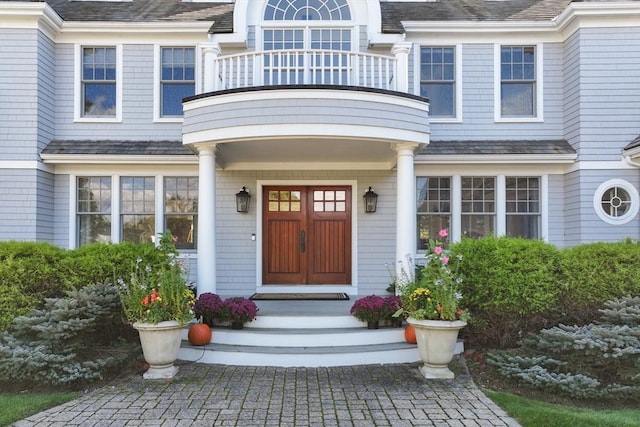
133, 320, 183, 379
406, 317, 467, 379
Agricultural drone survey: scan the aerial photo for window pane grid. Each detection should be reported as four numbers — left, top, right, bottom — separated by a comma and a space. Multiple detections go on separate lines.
164, 177, 198, 249
264, 0, 351, 21
160, 47, 195, 117
77, 176, 112, 246
417, 177, 451, 250
501, 45, 536, 117
82, 46, 116, 116
420, 47, 455, 117
461, 177, 495, 238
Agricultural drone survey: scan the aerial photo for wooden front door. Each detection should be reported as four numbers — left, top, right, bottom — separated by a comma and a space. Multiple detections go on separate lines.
263, 186, 352, 285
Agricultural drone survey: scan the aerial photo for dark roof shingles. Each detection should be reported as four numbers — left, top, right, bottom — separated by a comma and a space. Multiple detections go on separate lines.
42, 140, 195, 156
420, 140, 576, 156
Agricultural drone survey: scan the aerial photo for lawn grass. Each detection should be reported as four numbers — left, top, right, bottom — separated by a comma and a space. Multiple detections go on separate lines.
0, 392, 78, 427
486, 390, 640, 427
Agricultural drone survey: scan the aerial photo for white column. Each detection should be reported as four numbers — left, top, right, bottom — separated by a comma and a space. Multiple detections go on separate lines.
202, 43, 221, 93
197, 147, 216, 295
391, 42, 412, 93
395, 143, 418, 280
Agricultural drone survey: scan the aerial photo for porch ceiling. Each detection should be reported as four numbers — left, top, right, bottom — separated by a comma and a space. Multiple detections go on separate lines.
213, 137, 398, 170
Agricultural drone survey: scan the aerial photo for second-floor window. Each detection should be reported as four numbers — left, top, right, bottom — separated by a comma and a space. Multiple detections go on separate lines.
161, 47, 195, 117
500, 46, 536, 117
420, 47, 455, 117
82, 47, 116, 117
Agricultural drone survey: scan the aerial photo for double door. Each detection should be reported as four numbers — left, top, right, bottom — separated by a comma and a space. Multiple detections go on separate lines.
262, 186, 351, 285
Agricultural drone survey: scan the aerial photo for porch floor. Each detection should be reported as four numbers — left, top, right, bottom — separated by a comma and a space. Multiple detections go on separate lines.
251, 299, 354, 316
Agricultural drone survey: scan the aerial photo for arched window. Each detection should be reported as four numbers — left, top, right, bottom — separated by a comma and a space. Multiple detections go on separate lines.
264, 0, 351, 21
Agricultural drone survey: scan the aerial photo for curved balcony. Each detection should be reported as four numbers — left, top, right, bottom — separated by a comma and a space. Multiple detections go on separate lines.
210, 49, 397, 92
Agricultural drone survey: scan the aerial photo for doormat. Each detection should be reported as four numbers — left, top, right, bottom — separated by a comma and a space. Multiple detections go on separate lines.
249, 293, 350, 301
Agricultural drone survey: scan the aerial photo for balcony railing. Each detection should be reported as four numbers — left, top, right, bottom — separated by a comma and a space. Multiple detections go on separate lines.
213, 49, 397, 92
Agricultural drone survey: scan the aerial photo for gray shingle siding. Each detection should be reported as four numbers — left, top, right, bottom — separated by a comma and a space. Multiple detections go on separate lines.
1, 29, 39, 160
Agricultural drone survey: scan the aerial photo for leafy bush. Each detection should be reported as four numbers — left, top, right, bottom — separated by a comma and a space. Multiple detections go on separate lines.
0, 242, 68, 330
60, 242, 165, 289
487, 296, 640, 400
560, 241, 640, 324
452, 237, 564, 347
0, 282, 135, 387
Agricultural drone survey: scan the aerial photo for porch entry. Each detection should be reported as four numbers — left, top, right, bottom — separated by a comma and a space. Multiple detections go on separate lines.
262, 186, 352, 285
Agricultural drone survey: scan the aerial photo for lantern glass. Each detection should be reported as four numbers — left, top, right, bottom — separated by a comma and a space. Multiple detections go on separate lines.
236, 187, 250, 213
363, 187, 378, 213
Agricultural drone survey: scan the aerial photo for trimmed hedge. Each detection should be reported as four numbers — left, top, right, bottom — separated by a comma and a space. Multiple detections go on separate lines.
0, 242, 68, 330
451, 237, 564, 348
0, 241, 167, 331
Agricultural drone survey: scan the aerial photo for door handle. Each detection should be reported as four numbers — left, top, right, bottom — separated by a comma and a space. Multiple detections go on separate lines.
300, 230, 306, 253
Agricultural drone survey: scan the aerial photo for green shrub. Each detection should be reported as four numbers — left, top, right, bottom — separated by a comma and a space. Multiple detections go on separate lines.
59, 242, 164, 289
561, 241, 640, 305
452, 236, 564, 347
0, 242, 68, 330
0, 282, 135, 386
487, 296, 640, 400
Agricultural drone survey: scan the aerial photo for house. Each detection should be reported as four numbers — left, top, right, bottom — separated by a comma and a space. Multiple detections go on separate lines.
1, 0, 639, 300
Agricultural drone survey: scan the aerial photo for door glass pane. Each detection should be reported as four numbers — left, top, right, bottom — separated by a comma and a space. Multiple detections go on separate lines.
291, 191, 301, 201
325, 202, 335, 211
269, 191, 279, 201
269, 202, 279, 211
280, 191, 290, 201
291, 201, 301, 211
314, 190, 324, 200
336, 201, 346, 212
336, 191, 346, 201
314, 202, 324, 212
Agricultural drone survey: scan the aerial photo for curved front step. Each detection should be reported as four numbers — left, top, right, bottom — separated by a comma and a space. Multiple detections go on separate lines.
179, 341, 423, 367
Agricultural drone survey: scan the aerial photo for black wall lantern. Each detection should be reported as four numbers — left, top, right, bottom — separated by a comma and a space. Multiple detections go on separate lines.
363, 186, 378, 213
235, 186, 251, 213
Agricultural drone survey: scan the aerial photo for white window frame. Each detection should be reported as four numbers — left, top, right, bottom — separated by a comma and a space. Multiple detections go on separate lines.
494, 43, 543, 123
593, 179, 640, 225
70, 173, 199, 250
415, 44, 462, 123
153, 45, 201, 123
416, 173, 549, 250
74, 44, 123, 123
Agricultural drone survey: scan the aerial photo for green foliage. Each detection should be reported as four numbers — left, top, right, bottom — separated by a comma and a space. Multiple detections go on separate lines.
0, 282, 135, 386
451, 236, 563, 347
116, 231, 195, 326
60, 242, 165, 290
487, 296, 640, 400
561, 241, 640, 305
0, 242, 68, 330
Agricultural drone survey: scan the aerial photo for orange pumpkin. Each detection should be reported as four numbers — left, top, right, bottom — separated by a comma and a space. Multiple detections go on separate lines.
404, 324, 417, 344
188, 323, 212, 346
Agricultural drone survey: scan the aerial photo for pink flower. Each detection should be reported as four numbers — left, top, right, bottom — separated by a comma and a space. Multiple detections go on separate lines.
434, 246, 442, 255
441, 256, 449, 264
438, 229, 448, 238
172, 236, 178, 243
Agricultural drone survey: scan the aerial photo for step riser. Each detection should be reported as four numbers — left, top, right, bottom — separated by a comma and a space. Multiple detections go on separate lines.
178, 346, 423, 367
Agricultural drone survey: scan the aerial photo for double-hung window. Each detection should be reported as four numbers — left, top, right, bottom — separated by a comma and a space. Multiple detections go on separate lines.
82, 47, 117, 117
420, 47, 456, 118
416, 177, 451, 250
164, 177, 198, 249
461, 177, 496, 238
500, 46, 536, 117
77, 177, 112, 246
160, 47, 195, 117
506, 177, 540, 238
121, 177, 155, 244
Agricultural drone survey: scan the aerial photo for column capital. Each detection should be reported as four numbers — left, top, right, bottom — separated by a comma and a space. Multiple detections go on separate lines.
201, 42, 222, 56
391, 42, 413, 56
393, 142, 420, 155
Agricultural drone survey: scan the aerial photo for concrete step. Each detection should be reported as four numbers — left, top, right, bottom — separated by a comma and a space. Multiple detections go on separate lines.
178, 316, 465, 367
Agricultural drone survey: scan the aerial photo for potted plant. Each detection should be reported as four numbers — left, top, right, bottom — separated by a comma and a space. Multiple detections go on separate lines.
350, 295, 389, 329
117, 231, 195, 379
395, 228, 470, 378
193, 292, 224, 326
219, 297, 259, 329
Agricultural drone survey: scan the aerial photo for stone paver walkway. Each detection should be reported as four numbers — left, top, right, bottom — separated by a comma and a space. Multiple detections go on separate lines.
14, 359, 520, 427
